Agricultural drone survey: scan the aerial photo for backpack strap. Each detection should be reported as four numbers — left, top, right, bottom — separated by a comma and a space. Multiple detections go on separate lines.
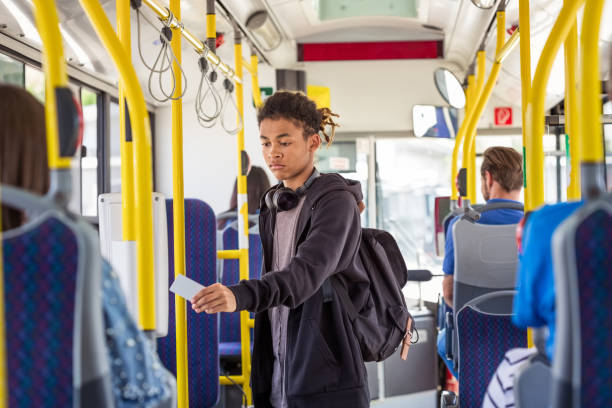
461, 201, 524, 222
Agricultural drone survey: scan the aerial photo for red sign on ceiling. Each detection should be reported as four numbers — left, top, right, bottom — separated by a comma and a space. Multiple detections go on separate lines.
494, 107, 513, 126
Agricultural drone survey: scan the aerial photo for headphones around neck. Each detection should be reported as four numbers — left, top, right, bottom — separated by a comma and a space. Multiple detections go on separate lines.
265, 168, 320, 212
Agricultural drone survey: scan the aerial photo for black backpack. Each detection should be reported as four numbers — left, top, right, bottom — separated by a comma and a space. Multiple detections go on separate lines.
324, 228, 415, 362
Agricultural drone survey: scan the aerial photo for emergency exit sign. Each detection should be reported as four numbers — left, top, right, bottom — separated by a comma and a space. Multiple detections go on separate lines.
494, 107, 513, 126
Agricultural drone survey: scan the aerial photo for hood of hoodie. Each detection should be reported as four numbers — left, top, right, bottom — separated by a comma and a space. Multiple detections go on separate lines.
260, 172, 363, 212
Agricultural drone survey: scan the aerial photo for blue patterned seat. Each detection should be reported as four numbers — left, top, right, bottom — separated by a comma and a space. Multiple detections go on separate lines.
442, 291, 527, 408
219, 223, 262, 356
552, 198, 612, 408
2, 210, 113, 407
157, 199, 219, 407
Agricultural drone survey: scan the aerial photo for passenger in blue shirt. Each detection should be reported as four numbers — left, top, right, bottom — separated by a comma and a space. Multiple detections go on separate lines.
482, 200, 583, 408
438, 146, 525, 378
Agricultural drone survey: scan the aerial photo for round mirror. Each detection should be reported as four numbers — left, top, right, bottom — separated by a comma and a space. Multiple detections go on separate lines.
434, 68, 466, 109
470, 0, 497, 9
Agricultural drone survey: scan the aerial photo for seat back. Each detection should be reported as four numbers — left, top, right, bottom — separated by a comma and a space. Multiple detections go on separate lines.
456, 291, 527, 408
452, 220, 519, 314
157, 199, 219, 408
552, 196, 612, 408
2, 209, 112, 407
219, 221, 263, 354
514, 353, 552, 408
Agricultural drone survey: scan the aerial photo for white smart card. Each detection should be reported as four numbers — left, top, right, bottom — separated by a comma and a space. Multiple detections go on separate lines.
169, 274, 205, 302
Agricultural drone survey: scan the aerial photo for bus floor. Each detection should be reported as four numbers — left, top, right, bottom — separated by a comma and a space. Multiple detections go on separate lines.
213, 388, 438, 407
371, 389, 438, 407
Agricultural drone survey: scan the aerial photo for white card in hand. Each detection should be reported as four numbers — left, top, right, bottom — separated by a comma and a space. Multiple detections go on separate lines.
169, 274, 205, 302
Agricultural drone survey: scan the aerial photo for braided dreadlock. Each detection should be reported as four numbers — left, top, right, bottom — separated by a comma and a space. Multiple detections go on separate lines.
257, 90, 339, 146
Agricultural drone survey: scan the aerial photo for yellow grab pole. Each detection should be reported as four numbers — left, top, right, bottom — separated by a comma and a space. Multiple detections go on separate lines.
519, 0, 532, 209
32, 0, 69, 170
251, 53, 263, 108
117, 0, 136, 240
579, 0, 606, 198
79, 0, 156, 330
170, 0, 189, 405
450, 75, 473, 204
234, 26, 253, 405
518, 0, 535, 349
565, 17, 580, 200
461, 12, 509, 203
206, 0, 216, 52
467, 51, 486, 204
141, 0, 241, 84
525, 0, 586, 211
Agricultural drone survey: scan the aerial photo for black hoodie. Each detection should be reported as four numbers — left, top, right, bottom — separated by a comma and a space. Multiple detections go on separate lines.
229, 173, 370, 408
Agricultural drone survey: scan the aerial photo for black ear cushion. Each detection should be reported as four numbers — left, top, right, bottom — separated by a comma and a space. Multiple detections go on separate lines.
265, 189, 275, 211
275, 189, 299, 212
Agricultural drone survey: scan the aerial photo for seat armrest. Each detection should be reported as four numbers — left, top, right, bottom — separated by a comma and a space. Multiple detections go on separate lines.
445, 311, 454, 360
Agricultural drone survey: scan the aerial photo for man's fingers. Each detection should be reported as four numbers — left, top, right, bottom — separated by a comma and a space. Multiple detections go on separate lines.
204, 300, 229, 314
191, 283, 223, 303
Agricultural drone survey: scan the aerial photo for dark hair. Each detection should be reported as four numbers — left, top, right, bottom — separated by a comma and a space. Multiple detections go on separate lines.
256, 90, 339, 146
218, 166, 271, 229
1, 84, 49, 231
480, 146, 523, 192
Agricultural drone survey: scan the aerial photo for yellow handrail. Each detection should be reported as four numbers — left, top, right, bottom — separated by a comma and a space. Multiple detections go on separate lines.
579, 0, 605, 165
141, 0, 241, 84
234, 31, 254, 404
525, 0, 586, 211
518, 0, 535, 349
519, 0, 531, 208
33, 0, 69, 170
461, 13, 519, 204
467, 51, 486, 203
78, 0, 157, 330
565, 16, 580, 200
450, 74, 473, 203
117, 0, 136, 240
251, 53, 263, 109
170, 0, 189, 405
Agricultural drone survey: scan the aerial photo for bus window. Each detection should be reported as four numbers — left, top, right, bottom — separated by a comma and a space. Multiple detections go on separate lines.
81, 88, 99, 216
0, 53, 24, 86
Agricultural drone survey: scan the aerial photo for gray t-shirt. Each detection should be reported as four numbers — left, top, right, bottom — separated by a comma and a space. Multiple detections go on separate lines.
268, 195, 306, 408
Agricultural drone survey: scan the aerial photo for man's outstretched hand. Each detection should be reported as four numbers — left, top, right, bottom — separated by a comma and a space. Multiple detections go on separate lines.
191, 283, 237, 314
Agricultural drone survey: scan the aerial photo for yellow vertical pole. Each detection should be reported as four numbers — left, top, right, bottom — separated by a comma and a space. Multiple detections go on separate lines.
467, 51, 486, 204
519, 0, 532, 209
565, 17, 580, 200
518, 0, 536, 349
450, 76, 473, 204
117, 0, 136, 240
78, 0, 156, 331
33, 0, 69, 170
170, 0, 189, 406
524, 0, 585, 211
251, 52, 263, 108
518, 0, 535, 349
462, 14, 505, 204
579, 0, 605, 198
206, 0, 216, 52
234, 25, 253, 406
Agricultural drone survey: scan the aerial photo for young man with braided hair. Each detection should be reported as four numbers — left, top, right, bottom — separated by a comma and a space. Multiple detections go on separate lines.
192, 91, 370, 408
